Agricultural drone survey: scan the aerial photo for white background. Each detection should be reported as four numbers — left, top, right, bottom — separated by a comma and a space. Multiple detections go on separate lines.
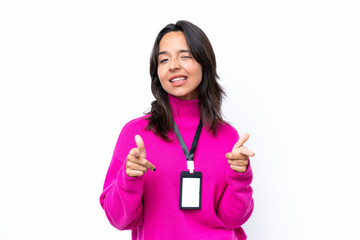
1, 0, 359, 239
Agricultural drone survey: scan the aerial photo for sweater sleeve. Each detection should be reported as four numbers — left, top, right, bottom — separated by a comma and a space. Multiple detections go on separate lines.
215, 129, 254, 230
99, 120, 145, 230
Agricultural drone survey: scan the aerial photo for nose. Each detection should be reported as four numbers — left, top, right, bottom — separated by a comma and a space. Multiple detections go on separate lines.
169, 58, 181, 71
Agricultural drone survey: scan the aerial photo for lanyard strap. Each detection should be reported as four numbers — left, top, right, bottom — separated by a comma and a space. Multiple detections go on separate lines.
173, 119, 203, 173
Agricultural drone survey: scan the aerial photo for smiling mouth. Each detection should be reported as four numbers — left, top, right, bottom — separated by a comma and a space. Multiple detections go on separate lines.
170, 77, 188, 83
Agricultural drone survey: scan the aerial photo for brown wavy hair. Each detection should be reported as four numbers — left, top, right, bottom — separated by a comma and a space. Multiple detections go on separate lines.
145, 20, 227, 142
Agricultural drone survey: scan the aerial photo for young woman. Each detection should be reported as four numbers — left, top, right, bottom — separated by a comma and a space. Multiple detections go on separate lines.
100, 20, 255, 240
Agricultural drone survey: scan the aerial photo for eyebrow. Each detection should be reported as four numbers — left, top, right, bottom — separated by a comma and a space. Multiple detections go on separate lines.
159, 49, 191, 55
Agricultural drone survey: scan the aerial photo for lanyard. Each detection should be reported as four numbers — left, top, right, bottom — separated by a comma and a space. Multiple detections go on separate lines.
173, 119, 203, 173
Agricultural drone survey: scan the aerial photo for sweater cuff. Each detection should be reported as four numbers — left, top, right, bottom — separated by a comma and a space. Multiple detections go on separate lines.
117, 161, 144, 192
227, 159, 253, 180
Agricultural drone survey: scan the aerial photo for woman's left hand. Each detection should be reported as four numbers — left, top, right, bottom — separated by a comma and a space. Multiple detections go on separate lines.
225, 133, 255, 173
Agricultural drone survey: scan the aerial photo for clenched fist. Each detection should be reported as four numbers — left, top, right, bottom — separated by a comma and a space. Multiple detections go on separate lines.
225, 133, 255, 173
126, 135, 156, 177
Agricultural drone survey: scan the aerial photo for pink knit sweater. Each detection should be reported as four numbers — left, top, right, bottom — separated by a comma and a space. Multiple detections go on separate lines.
100, 94, 254, 239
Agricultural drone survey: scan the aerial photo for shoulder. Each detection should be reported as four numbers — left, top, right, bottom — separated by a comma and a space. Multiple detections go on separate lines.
120, 114, 150, 136
113, 115, 150, 155
216, 121, 240, 141
122, 115, 149, 131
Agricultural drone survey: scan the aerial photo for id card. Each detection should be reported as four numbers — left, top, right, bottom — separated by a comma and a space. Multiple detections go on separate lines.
179, 171, 202, 209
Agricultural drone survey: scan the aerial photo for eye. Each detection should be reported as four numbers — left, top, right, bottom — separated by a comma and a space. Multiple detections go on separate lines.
159, 58, 168, 64
181, 55, 192, 59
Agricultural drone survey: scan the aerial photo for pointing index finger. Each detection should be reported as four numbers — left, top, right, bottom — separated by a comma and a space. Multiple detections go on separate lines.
144, 160, 156, 172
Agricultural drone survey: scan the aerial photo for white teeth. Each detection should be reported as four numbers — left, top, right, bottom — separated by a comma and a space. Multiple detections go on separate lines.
170, 77, 187, 83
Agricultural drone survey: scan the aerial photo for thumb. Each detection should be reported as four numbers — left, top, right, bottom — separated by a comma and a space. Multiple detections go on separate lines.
135, 135, 146, 157
232, 133, 250, 152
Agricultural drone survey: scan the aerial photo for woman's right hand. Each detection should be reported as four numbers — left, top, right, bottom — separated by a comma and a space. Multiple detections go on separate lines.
126, 135, 156, 177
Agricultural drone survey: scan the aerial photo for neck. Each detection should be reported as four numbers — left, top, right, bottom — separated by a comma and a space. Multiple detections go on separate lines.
168, 93, 201, 149
175, 90, 199, 100
168, 93, 200, 124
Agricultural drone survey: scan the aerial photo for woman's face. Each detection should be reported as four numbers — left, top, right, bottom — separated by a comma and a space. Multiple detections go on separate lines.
157, 31, 203, 100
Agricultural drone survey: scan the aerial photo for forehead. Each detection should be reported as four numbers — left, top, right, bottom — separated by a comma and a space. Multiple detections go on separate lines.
159, 31, 189, 52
